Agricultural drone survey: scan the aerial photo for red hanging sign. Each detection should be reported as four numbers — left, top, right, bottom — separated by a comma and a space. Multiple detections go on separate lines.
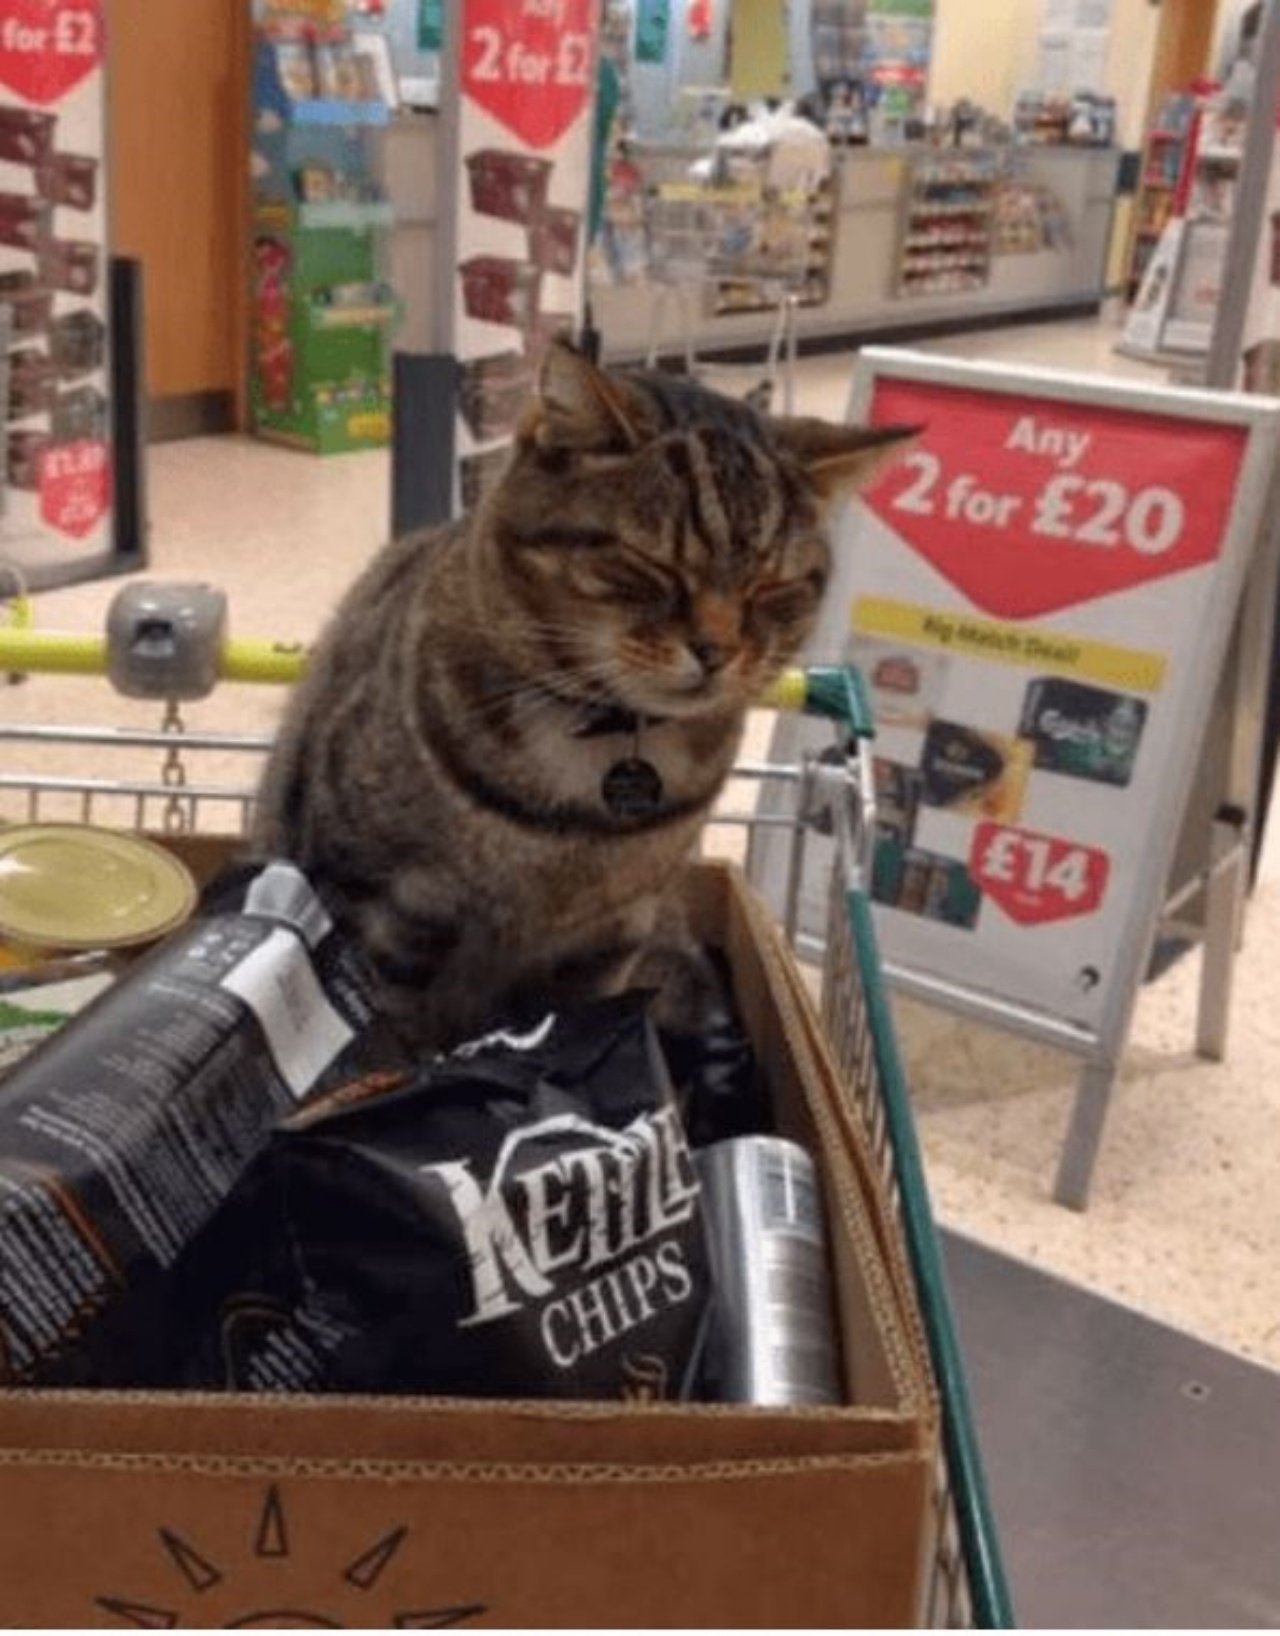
0, 0, 105, 106
688, 0, 712, 39
971, 822, 1110, 926
862, 380, 1248, 620
460, 0, 594, 150
39, 440, 110, 540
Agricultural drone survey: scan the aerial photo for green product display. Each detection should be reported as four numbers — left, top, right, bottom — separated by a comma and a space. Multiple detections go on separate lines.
248, 21, 395, 455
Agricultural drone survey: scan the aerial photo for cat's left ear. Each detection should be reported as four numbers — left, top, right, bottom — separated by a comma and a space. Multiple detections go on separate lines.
772, 419, 922, 512
522, 341, 643, 452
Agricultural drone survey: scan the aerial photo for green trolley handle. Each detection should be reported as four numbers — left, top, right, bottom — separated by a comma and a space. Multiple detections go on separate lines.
0, 622, 841, 712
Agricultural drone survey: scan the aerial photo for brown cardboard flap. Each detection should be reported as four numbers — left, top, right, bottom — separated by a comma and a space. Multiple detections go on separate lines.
0, 1385, 921, 1466
0, 1452, 930, 1628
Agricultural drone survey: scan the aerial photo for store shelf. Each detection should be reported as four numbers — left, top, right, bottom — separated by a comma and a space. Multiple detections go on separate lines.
306, 300, 398, 330
255, 199, 395, 232
907, 199, 994, 217
1125, 89, 1197, 302
905, 234, 991, 249
897, 154, 996, 298
299, 199, 395, 230
285, 97, 390, 128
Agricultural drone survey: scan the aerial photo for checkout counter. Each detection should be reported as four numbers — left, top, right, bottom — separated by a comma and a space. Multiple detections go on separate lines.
371, 114, 1119, 367
589, 140, 1122, 363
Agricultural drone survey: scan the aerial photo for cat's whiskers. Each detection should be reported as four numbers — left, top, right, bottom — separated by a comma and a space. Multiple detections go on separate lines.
446, 656, 633, 737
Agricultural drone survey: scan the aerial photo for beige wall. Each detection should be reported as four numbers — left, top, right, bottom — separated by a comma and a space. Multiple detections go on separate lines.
1103, 0, 1162, 147
929, 0, 1040, 120
928, 0, 1161, 149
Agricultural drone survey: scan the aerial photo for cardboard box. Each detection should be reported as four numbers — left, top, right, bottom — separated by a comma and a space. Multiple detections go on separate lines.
0, 860, 938, 1628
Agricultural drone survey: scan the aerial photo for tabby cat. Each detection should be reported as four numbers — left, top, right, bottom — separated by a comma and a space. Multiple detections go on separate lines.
254, 344, 913, 1051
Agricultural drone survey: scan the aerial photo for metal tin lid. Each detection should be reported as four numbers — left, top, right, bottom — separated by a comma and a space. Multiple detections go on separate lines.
0, 824, 198, 951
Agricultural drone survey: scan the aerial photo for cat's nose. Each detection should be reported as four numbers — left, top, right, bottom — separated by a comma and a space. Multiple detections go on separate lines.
689, 638, 732, 675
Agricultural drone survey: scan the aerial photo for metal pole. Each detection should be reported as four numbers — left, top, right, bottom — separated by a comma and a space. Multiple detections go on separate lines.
1205, 0, 1280, 388
1196, 815, 1249, 1060
1054, 1058, 1121, 1211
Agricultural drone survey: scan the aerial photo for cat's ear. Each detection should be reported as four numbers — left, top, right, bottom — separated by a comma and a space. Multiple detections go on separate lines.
523, 341, 643, 452
772, 419, 922, 511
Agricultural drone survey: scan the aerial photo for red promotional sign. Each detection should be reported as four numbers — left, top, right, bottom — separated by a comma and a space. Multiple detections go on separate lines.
862, 380, 1249, 619
39, 440, 110, 540
461, 0, 594, 149
0, 0, 104, 105
971, 822, 1109, 926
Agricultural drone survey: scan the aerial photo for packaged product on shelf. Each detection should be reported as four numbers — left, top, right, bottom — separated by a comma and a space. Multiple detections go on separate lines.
171, 994, 713, 1402
0, 106, 56, 166
52, 384, 108, 441
7, 429, 51, 490
0, 271, 54, 339
0, 191, 52, 251
528, 206, 582, 276
314, 41, 366, 102
274, 38, 318, 101
0, 861, 383, 1386
460, 255, 543, 330
40, 239, 101, 297
49, 310, 106, 378
35, 153, 99, 212
466, 149, 554, 225
7, 348, 58, 421
295, 161, 337, 202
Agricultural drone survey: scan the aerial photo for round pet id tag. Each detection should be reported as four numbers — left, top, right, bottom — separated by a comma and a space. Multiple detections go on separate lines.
602, 757, 664, 818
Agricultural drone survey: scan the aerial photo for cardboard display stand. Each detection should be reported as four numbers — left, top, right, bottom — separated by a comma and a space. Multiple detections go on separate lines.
763, 348, 1280, 1209
0, 0, 138, 589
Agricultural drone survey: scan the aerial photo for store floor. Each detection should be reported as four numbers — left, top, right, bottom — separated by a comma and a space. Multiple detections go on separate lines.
5, 315, 1278, 1382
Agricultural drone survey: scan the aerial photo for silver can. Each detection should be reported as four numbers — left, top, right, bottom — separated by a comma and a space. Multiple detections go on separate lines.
695, 1135, 842, 1406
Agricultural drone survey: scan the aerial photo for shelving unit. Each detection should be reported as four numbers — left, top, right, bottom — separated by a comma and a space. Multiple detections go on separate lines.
1185, 99, 1245, 224
249, 2, 397, 455
1125, 93, 1195, 301
896, 154, 996, 297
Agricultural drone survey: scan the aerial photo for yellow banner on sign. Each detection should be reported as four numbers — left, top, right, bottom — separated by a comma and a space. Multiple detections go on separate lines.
852, 596, 1168, 693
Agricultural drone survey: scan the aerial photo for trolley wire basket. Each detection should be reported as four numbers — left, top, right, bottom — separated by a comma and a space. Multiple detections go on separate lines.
641, 146, 830, 413
0, 619, 1013, 1627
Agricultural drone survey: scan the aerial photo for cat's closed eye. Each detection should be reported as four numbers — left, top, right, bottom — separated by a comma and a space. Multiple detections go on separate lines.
602, 562, 686, 611
751, 575, 825, 619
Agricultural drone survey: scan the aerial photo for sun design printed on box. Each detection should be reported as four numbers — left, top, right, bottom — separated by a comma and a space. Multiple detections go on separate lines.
95, 1483, 487, 1629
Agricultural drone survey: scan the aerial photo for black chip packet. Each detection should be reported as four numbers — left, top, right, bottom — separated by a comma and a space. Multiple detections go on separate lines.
169, 994, 714, 1402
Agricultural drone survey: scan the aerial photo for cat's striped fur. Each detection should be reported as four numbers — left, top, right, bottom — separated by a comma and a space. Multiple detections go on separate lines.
255, 345, 913, 1051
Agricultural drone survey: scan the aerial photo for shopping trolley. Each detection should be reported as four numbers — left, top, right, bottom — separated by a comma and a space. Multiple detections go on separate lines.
642, 150, 831, 414
0, 601, 1013, 1628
